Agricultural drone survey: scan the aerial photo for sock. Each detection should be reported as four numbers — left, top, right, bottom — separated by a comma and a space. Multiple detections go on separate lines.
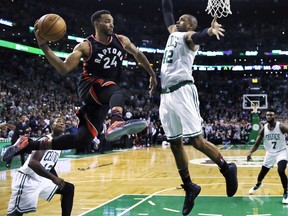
110, 109, 123, 124
179, 167, 192, 185
215, 154, 228, 171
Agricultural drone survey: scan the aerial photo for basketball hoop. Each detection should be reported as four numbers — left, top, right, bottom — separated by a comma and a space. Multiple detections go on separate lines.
206, 0, 232, 18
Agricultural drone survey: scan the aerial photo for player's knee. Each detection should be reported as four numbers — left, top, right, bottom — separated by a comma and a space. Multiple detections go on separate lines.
63, 182, 75, 195
110, 89, 126, 108
68, 183, 75, 195
189, 136, 204, 150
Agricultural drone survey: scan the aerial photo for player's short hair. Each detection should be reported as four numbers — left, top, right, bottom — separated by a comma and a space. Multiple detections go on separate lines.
50, 117, 64, 126
91, 10, 111, 26
266, 108, 276, 114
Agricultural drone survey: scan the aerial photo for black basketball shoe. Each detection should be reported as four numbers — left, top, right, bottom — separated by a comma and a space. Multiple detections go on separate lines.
181, 182, 201, 215
220, 163, 238, 197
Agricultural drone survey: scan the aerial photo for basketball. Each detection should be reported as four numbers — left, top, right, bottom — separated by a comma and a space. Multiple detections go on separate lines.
37, 13, 66, 42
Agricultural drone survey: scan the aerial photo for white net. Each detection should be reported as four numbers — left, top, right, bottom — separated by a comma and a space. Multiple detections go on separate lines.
251, 103, 259, 114
206, 0, 232, 18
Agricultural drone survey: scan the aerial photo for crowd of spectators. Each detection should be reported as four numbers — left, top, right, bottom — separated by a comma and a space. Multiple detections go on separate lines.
0, 0, 287, 147
1, 1, 288, 55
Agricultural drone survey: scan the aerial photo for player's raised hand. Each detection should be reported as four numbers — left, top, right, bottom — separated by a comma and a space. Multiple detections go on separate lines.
34, 20, 48, 47
210, 16, 225, 40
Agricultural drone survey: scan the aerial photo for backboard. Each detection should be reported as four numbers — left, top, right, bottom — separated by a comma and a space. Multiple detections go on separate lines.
242, 94, 268, 111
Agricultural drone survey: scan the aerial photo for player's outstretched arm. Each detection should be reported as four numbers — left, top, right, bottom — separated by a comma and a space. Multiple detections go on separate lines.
34, 20, 85, 75
118, 35, 157, 96
190, 16, 225, 45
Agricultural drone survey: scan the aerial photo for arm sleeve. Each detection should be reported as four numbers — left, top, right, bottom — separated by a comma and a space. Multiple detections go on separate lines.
191, 28, 210, 45
162, 0, 175, 28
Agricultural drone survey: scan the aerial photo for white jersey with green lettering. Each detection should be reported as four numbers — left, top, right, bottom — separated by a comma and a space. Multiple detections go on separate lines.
160, 31, 197, 89
263, 121, 286, 153
19, 135, 61, 181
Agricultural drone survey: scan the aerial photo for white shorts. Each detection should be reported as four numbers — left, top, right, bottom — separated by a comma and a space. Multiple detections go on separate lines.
263, 148, 288, 168
159, 84, 203, 140
7, 171, 58, 214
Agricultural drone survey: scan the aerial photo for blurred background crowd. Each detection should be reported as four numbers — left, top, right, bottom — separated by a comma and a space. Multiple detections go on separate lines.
0, 0, 287, 150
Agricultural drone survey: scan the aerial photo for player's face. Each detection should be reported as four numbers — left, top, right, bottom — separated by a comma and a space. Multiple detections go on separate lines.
52, 118, 66, 134
97, 14, 114, 36
176, 15, 195, 32
266, 111, 275, 123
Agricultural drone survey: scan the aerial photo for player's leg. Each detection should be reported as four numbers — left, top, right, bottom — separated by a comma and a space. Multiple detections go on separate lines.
8, 172, 39, 215
169, 138, 201, 215
248, 166, 269, 195
177, 84, 237, 197
159, 91, 201, 216
3, 121, 93, 161
55, 181, 75, 216
249, 151, 274, 195
190, 136, 238, 197
276, 150, 288, 203
278, 160, 287, 189
94, 82, 146, 141
2, 107, 97, 161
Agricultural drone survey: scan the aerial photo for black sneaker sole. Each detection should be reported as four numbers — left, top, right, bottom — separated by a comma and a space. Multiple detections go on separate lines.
226, 163, 238, 197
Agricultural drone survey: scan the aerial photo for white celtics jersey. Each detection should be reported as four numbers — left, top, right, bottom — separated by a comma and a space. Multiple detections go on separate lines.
161, 31, 197, 89
19, 135, 61, 181
263, 121, 286, 153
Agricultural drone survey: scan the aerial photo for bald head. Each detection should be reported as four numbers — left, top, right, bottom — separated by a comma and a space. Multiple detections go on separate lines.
176, 14, 198, 32
184, 14, 198, 30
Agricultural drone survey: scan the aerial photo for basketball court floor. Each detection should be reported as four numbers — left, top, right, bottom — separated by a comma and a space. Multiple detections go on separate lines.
0, 144, 287, 215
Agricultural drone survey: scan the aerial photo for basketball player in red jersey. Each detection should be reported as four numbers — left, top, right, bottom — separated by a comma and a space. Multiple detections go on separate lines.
3, 10, 157, 160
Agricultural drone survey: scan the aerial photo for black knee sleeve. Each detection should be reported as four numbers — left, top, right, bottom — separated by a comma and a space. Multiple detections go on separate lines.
63, 182, 75, 195
257, 166, 270, 182
109, 88, 126, 109
278, 160, 288, 191
57, 181, 75, 195
278, 160, 287, 174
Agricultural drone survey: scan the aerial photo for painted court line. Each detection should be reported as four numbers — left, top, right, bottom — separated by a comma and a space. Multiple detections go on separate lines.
79, 194, 124, 216
246, 214, 271, 216
148, 200, 155, 205
117, 188, 176, 216
163, 207, 180, 213
198, 214, 222, 216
